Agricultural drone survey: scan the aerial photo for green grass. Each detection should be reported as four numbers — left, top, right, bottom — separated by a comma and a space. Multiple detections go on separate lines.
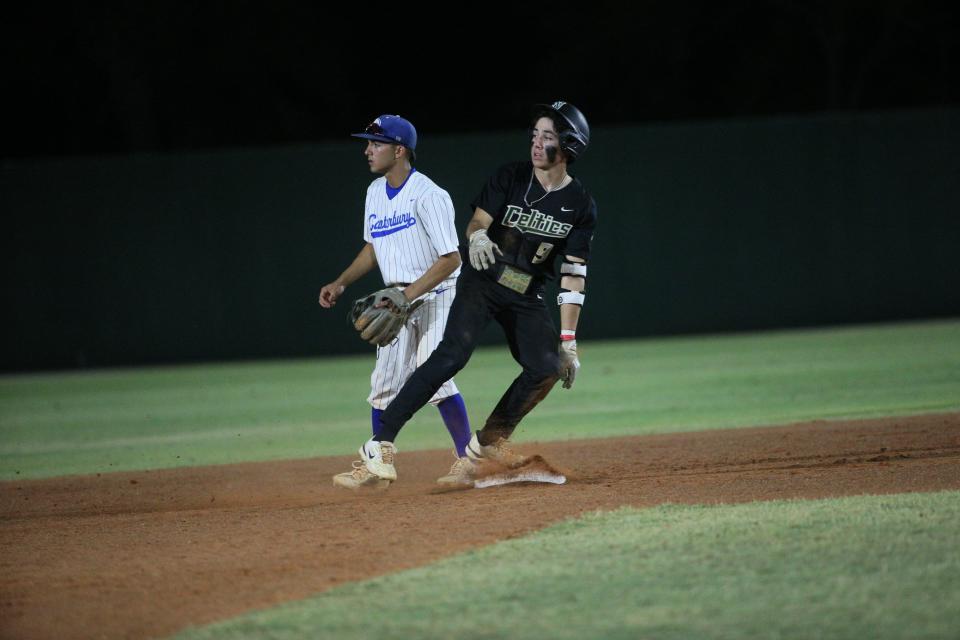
2, 319, 959, 480
173, 490, 960, 640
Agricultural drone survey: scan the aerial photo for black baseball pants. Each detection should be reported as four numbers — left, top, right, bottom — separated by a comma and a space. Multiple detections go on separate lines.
376, 264, 560, 444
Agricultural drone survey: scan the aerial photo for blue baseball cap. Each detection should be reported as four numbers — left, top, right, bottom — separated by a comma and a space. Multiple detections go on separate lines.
351, 115, 417, 151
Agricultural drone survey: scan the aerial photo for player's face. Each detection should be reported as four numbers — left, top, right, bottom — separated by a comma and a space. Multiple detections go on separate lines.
530, 117, 564, 168
364, 140, 398, 174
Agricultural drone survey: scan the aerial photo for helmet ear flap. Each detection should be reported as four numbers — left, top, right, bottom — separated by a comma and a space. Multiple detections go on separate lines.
559, 129, 586, 159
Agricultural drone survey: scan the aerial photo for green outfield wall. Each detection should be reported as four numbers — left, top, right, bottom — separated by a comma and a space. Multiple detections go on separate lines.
2, 108, 958, 371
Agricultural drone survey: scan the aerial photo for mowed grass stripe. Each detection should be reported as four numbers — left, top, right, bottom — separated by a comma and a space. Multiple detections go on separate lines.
174, 490, 960, 640
2, 319, 959, 479
0, 422, 322, 455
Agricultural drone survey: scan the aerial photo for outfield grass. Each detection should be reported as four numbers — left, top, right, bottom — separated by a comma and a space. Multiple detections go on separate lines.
1, 319, 959, 480
174, 490, 960, 640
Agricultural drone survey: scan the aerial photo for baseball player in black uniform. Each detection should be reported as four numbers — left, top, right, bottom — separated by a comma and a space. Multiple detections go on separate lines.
356, 101, 597, 484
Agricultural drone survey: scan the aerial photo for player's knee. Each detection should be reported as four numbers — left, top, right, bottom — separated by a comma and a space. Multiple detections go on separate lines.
430, 340, 471, 375
521, 366, 560, 388
521, 352, 561, 383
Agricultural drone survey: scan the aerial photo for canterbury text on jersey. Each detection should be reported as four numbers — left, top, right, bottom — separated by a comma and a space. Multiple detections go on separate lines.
363, 169, 461, 286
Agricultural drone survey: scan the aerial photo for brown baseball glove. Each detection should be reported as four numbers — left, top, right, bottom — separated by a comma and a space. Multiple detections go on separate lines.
349, 287, 423, 347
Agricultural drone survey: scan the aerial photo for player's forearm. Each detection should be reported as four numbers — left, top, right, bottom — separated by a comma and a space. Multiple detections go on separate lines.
335, 243, 378, 288
559, 272, 585, 331
403, 252, 461, 300
466, 208, 495, 239
559, 302, 582, 331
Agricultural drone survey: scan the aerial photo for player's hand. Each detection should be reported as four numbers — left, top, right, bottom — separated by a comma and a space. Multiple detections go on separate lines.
319, 283, 345, 308
468, 228, 503, 271
558, 339, 580, 389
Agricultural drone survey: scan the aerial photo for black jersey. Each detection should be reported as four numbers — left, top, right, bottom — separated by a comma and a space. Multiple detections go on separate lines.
470, 161, 597, 282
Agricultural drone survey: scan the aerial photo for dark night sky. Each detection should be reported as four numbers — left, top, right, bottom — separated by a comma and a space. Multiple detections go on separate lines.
4, 1, 958, 159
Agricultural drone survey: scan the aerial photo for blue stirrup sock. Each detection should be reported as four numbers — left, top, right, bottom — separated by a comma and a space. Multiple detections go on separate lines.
437, 394, 471, 457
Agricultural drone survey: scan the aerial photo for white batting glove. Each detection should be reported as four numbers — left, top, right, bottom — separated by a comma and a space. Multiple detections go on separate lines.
558, 339, 580, 389
468, 228, 503, 271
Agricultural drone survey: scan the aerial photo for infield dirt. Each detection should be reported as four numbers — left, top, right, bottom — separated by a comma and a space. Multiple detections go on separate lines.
2, 412, 959, 639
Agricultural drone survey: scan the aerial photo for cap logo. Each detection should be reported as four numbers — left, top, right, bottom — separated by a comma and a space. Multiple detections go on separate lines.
352, 115, 417, 151
551, 101, 567, 110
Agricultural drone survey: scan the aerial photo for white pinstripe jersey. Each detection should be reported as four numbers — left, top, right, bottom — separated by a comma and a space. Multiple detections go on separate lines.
363, 170, 461, 286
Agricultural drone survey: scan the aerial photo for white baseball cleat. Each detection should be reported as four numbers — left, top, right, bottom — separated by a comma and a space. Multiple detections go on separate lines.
436, 453, 476, 485
465, 431, 526, 468
333, 460, 392, 490
359, 438, 397, 481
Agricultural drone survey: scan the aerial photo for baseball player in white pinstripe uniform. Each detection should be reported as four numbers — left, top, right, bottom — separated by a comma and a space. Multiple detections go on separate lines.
319, 115, 472, 489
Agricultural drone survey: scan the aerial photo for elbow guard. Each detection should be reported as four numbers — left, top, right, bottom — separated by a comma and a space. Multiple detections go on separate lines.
558, 260, 586, 307
560, 261, 587, 278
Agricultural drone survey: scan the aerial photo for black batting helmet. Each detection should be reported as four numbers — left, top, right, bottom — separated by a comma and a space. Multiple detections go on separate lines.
533, 100, 590, 160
